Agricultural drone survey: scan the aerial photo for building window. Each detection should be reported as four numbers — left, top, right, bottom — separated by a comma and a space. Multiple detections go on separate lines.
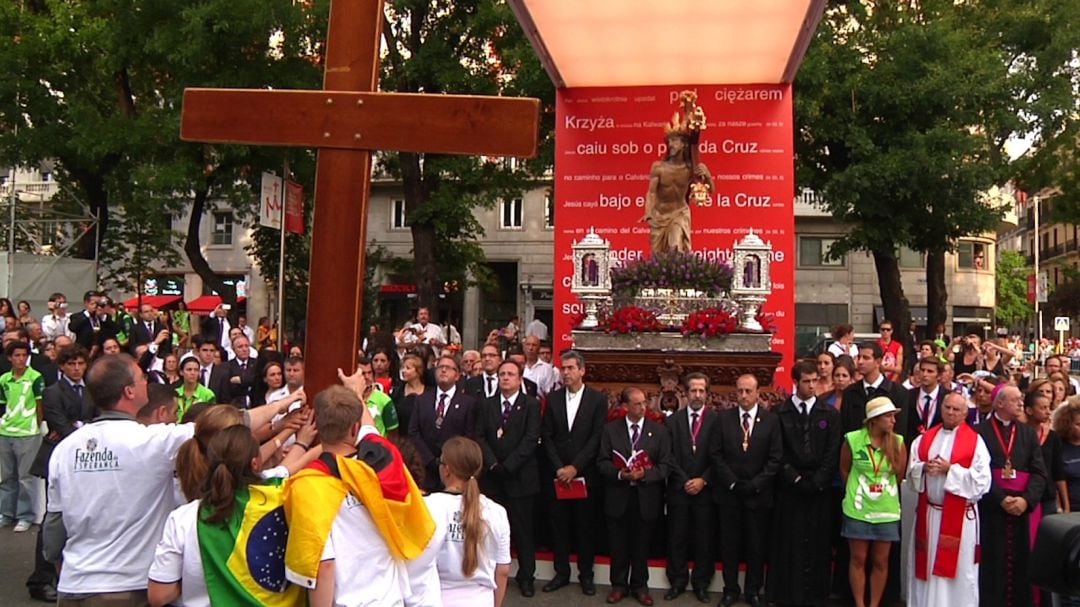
957, 241, 986, 270
211, 212, 233, 246
898, 246, 924, 269
798, 236, 844, 267
390, 199, 407, 230
544, 194, 554, 229
795, 303, 849, 356
501, 197, 523, 229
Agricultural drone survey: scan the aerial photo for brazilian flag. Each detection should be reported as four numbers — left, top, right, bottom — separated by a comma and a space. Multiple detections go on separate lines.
197, 480, 304, 606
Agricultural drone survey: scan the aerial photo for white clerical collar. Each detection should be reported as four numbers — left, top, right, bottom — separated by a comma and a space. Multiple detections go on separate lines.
993, 413, 1013, 427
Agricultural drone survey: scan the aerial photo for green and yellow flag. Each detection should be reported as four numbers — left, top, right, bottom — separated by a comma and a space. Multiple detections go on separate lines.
197, 480, 303, 607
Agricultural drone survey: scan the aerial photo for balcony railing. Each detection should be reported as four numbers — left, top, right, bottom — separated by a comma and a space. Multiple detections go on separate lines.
0, 181, 60, 201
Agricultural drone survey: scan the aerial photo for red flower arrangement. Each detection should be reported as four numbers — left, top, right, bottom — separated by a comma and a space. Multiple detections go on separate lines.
680, 307, 738, 338
603, 305, 661, 334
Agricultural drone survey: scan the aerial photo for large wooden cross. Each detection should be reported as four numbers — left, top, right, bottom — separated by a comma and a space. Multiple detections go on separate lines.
180, 0, 539, 393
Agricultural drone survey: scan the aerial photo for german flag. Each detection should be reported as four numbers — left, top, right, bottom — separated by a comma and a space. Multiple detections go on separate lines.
197, 479, 304, 606
284, 432, 434, 589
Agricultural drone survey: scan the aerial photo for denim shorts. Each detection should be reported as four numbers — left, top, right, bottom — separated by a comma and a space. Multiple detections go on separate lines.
841, 516, 900, 542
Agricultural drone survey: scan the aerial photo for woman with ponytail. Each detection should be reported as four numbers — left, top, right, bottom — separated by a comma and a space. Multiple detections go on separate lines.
839, 396, 907, 607
149, 426, 304, 607
424, 436, 511, 607
175, 404, 319, 504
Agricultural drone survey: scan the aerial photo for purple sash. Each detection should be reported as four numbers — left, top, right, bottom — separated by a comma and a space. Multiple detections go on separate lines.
992, 468, 1030, 494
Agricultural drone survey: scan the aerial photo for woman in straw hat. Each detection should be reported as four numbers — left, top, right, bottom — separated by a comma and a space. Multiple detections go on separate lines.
839, 396, 908, 607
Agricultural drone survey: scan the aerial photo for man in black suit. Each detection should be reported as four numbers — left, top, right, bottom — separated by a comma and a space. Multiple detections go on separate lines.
840, 342, 911, 435
477, 359, 542, 597
25, 344, 93, 603
540, 350, 607, 596
408, 354, 478, 492
192, 335, 231, 404
664, 372, 719, 603
767, 361, 842, 607
200, 303, 232, 353
711, 374, 782, 607
463, 343, 502, 401
67, 290, 105, 355
907, 356, 945, 439
131, 303, 167, 349
226, 335, 258, 408
597, 386, 674, 607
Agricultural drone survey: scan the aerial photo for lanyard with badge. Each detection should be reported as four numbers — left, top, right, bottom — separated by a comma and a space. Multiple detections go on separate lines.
867, 445, 885, 496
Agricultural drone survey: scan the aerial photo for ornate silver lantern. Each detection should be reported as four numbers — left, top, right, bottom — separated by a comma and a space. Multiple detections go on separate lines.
570, 228, 612, 328
731, 230, 773, 331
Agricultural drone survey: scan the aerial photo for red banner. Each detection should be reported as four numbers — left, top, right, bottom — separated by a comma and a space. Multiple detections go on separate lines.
553, 84, 795, 385
285, 180, 305, 234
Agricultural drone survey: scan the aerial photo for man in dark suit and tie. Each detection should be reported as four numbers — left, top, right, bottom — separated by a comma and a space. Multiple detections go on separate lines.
131, 303, 167, 350
477, 359, 542, 597
767, 361, 843, 607
906, 356, 945, 439
664, 372, 719, 603
540, 350, 607, 596
68, 290, 105, 355
463, 343, 502, 401
408, 354, 478, 492
199, 304, 232, 353
192, 335, 230, 404
711, 374, 782, 607
226, 335, 258, 408
26, 344, 94, 602
841, 341, 911, 435
597, 386, 674, 606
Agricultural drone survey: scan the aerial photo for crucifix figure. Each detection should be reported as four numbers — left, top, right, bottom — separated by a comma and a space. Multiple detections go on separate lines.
180, 0, 539, 393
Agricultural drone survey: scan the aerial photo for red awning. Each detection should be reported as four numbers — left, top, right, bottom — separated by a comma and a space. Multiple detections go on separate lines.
122, 295, 182, 309
186, 295, 246, 313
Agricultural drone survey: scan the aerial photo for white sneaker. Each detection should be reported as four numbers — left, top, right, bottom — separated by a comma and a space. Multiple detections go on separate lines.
13, 521, 31, 533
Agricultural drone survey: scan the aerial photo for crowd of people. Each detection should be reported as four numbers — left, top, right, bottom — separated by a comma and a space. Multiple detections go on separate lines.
1, 292, 1079, 607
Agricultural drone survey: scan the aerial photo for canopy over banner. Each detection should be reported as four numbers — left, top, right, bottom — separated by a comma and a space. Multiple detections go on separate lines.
508, 0, 825, 88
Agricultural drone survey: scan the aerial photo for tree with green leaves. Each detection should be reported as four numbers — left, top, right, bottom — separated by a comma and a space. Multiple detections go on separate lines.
995, 250, 1033, 328
0, 0, 325, 304
796, 0, 1078, 337
379, 0, 554, 316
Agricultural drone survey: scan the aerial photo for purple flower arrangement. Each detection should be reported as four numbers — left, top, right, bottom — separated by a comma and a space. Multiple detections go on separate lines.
610, 251, 733, 299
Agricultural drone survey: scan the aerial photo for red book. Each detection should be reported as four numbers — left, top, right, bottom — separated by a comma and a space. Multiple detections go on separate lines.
554, 477, 588, 500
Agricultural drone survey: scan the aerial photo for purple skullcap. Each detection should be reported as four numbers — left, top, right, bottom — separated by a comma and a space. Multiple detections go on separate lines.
990, 383, 1006, 403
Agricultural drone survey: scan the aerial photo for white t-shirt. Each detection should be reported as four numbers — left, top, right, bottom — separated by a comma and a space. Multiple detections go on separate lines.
148, 500, 209, 607
48, 417, 195, 594
424, 492, 511, 594
404, 495, 449, 607
320, 493, 409, 607
525, 319, 548, 341
828, 341, 859, 359
524, 360, 556, 397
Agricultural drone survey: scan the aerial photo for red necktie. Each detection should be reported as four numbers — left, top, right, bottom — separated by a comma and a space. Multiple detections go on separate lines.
436, 393, 447, 429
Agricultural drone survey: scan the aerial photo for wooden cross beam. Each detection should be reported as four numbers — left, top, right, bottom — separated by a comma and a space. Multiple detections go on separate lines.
179, 0, 539, 394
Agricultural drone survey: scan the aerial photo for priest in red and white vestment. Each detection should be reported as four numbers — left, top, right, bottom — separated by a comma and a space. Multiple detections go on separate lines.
907, 392, 992, 607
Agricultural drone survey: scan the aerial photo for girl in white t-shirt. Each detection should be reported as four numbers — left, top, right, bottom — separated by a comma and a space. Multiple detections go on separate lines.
148, 425, 303, 607
427, 437, 512, 607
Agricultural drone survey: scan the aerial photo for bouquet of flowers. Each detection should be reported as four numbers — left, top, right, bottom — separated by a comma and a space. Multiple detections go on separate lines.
680, 307, 739, 338
611, 250, 733, 299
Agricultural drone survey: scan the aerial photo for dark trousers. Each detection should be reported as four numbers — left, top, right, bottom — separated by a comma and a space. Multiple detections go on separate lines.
550, 489, 597, 581
666, 493, 714, 591
494, 493, 536, 583
26, 477, 54, 591
719, 503, 769, 596
607, 489, 654, 593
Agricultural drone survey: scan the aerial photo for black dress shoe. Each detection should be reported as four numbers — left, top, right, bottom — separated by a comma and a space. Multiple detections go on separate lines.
663, 587, 685, 600
28, 585, 57, 603
520, 579, 535, 597
693, 588, 710, 603
581, 578, 597, 596
745, 594, 762, 607
719, 593, 738, 607
543, 576, 570, 592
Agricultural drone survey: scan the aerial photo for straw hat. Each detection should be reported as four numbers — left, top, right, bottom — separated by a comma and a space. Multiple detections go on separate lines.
864, 396, 899, 422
